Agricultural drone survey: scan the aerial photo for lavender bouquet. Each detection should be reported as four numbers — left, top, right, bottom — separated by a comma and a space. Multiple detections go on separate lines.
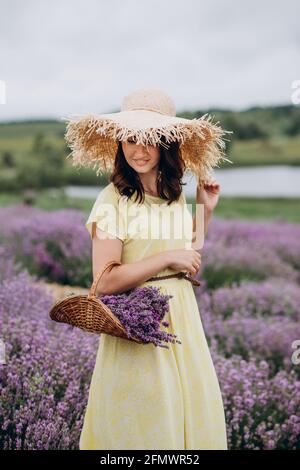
99, 286, 181, 349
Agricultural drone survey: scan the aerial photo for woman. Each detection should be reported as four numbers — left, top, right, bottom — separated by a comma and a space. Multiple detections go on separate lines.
64, 88, 230, 450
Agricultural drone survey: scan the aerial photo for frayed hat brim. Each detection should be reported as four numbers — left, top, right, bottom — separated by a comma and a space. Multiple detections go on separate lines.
62, 109, 233, 182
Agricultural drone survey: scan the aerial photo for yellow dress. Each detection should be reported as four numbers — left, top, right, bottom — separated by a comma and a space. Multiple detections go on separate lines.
80, 182, 228, 450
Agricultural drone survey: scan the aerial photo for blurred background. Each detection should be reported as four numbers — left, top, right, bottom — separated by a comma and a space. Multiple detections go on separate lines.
1, 0, 300, 451
1, 0, 300, 220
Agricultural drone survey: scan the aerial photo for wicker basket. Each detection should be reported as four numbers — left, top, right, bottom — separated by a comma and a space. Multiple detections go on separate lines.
49, 260, 144, 344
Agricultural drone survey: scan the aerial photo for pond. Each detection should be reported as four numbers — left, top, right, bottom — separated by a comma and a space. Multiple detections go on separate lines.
62, 165, 300, 199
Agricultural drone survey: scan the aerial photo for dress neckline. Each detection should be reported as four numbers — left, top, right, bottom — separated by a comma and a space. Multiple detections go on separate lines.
144, 191, 185, 204
144, 192, 163, 200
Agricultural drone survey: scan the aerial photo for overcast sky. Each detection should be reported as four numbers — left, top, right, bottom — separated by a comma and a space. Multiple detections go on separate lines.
0, 0, 299, 121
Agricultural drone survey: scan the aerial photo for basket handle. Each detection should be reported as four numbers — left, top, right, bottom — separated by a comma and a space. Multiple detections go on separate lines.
88, 260, 122, 298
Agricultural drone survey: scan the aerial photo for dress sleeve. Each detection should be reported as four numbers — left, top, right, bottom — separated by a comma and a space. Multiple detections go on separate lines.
85, 183, 127, 242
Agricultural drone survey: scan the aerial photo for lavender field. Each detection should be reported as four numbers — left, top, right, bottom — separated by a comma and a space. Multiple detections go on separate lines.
0, 204, 300, 449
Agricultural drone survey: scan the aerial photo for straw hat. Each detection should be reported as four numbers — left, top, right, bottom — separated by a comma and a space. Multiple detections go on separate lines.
62, 88, 233, 183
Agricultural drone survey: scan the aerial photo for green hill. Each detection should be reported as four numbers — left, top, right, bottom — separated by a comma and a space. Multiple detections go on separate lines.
0, 104, 299, 191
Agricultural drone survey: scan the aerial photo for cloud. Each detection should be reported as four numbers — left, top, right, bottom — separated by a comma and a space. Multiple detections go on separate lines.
0, 0, 299, 120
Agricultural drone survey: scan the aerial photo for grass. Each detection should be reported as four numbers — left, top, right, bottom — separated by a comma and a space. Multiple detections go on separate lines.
224, 135, 300, 167
0, 189, 91, 212
1, 121, 300, 168
187, 196, 300, 223
1, 190, 299, 224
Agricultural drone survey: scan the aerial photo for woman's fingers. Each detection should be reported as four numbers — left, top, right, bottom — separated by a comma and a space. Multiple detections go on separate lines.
204, 180, 220, 194
194, 261, 201, 272
189, 261, 201, 275
193, 253, 201, 264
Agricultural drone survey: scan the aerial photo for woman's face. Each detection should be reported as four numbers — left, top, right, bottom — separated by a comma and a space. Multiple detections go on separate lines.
121, 138, 160, 175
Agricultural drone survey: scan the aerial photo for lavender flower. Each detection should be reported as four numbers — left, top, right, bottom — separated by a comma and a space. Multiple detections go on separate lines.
99, 286, 181, 349
0, 205, 90, 286
212, 353, 300, 449
0, 270, 98, 450
1, 206, 300, 449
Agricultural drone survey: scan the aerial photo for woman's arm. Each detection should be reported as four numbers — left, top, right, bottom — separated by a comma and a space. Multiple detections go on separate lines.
192, 205, 213, 237
91, 226, 171, 295
191, 179, 220, 249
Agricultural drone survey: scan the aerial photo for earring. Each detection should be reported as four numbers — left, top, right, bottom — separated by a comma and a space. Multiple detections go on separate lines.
157, 170, 162, 182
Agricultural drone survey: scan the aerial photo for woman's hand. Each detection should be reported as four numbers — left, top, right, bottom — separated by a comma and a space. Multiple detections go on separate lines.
196, 179, 220, 213
165, 249, 201, 277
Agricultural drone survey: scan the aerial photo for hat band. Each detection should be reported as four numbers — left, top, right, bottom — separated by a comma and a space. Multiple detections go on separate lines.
125, 106, 174, 117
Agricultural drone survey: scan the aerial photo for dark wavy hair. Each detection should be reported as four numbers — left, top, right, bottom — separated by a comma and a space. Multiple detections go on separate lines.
110, 135, 186, 206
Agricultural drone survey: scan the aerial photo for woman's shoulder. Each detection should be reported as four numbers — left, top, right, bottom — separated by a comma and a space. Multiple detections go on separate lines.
95, 182, 121, 204
85, 182, 127, 240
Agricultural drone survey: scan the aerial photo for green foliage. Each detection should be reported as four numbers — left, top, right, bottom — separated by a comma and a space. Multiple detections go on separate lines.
1, 151, 15, 167
0, 104, 299, 192
186, 196, 300, 224
202, 265, 266, 290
